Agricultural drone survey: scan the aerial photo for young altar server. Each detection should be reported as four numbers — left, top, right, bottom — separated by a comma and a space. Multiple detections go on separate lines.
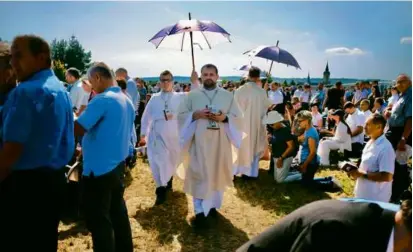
139, 70, 186, 205
178, 64, 243, 228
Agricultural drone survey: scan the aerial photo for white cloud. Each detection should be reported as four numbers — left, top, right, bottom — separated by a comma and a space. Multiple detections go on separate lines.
401, 37, 412, 44
325, 47, 365, 56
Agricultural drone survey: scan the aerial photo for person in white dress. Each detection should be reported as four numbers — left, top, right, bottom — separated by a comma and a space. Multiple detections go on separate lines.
318, 109, 352, 166
233, 67, 272, 179
139, 70, 186, 205
348, 114, 395, 202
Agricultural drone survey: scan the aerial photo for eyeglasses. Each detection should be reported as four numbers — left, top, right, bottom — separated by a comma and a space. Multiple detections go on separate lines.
160, 79, 171, 83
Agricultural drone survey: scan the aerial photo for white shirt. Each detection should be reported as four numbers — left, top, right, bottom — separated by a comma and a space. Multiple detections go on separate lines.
300, 90, 312, 103
360, 110, 373, 126
293, 89, 303, 98
311, 112, 322, 128
355, 134, 395, 202
69, 80, 89, 110
268, 89, 284, 105
332, 122, 352, 152
388, 94, 399, 107
346, 110, 365, 144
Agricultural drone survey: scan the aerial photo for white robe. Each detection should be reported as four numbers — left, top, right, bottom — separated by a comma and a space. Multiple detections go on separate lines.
177, 87, 243, 201
233, 82, 271, 177
140, 91, 185, 187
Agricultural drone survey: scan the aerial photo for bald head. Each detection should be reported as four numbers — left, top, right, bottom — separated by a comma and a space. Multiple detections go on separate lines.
396, 74, 411, 93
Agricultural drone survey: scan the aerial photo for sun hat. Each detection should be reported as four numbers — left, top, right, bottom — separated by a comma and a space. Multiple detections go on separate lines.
262, 111, 284, 125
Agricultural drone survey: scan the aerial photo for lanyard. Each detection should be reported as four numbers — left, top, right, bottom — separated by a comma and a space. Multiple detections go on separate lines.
201, 89, 218, 105
160, 92, 172, 110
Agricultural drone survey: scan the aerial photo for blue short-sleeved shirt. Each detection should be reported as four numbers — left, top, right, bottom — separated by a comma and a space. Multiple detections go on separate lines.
77, 86, 135, 176
388, 86, 412, 128
2, 69, 75, 170
300, 127, 320, 164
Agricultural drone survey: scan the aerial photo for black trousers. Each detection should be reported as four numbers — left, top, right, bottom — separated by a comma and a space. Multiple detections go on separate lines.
135, 101, 146, 139
302, 163, 336, 191
0, 168, 66, 252
83, 162, 133, 252
386, 127, 412, 202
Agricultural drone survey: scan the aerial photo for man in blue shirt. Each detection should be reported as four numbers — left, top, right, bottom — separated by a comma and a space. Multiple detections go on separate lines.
385, 74, 412, 203
75, 62, 134, 252
0, 35, 74, 252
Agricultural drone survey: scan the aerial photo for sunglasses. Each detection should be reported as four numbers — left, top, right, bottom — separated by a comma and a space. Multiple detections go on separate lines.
160, 79, 171, 83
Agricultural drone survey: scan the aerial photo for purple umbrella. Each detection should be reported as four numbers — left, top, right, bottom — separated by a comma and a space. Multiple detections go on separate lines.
149, 13, 231, 69
244, 41, 301, 74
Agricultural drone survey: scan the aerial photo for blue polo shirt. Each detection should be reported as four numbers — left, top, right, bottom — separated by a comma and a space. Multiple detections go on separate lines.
2, 69, 75, 171
77, 86, 135, 176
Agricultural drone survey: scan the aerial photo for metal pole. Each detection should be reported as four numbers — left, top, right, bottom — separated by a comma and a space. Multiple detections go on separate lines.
189, 12, 195, 70
269, 40, 280, 75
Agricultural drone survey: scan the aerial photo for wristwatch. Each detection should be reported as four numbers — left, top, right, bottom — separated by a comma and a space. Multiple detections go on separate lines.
401, 136, 406, 141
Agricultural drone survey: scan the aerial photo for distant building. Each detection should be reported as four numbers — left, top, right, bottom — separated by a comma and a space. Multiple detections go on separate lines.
323, 62, 330, 84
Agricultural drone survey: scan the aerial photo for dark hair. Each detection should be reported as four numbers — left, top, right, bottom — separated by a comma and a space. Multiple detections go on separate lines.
115, 67, 127, 75
332, 109, 352, 135
285, 101, 293, 110
117, 79, 127, 90
160, 70, 173, 80
375, 97, 384, 106
344, 102, 355, 110
335, 81, 343, 87
310, 102, 319, 108
66, 67, 81, 79
13, 35, 51, 67
88, 62, 113, 80
201, 64, 218, 75
248, 66, 261, 78
401, 200, 412, 232
369, 113, 387, 129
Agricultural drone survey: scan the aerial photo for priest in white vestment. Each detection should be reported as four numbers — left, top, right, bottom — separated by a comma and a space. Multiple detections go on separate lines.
178, 64, 243, 228
139, 70, 185, 205
233, 67, 272, 179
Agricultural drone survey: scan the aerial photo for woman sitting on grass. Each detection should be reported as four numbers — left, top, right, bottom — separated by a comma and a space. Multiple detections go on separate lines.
317, 109, 352, 166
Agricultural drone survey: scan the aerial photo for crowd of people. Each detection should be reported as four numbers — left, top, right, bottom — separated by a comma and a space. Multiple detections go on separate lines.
0, 34, 411, 252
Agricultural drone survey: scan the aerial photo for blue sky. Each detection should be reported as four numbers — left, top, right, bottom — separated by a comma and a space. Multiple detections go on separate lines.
0, 1, 411, 79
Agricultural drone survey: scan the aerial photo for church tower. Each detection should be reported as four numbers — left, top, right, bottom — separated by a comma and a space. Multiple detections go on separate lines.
323, 62, 330, 84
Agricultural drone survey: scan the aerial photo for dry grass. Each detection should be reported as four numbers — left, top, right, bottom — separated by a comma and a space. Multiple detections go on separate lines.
57, 159, 354, 252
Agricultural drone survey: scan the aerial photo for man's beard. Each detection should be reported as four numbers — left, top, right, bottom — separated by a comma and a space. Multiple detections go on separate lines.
203, 79, 216, 90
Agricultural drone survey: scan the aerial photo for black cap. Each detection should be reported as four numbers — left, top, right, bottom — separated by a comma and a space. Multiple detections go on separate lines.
331, 109, 345, 117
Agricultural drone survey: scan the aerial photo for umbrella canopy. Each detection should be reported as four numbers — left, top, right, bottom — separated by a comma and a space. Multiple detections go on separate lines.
149, 13, 231, 70
149, 19, 231, 51
236, 64, 259, 71
244, 45, 301, 69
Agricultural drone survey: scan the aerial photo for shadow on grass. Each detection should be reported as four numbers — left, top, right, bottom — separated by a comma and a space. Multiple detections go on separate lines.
58, 221, 88, 240
234, 169, 332, 216
134, 191, 249, 252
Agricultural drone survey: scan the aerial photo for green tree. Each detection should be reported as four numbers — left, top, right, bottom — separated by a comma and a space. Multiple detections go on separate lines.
282, 80, 288, 87
52, 60, 66, 82
290, 80, 296, 86
50, 35, 92, 74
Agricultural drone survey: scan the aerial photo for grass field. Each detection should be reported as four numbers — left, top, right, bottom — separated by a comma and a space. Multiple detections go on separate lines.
57, 159, 354, 252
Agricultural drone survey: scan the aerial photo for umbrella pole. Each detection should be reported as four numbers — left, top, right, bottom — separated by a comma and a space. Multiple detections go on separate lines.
269, 40, 280, 76
269, 61, 274, 75
189, 12, 195, 70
